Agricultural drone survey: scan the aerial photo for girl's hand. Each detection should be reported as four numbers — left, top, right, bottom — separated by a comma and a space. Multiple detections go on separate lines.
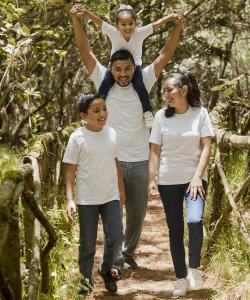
187, 176, 205, 200
148, 180, 160, 200
171, 12, 185, 27
66, 199, 76, 222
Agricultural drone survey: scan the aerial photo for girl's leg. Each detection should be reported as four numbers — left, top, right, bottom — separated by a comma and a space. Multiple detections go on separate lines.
185, 181, 207, 268
100, 200, 123, 273
78, 205, 99, 283
132, 66, 152, 113
158, 184, 187, 279
98, 70, 115, 99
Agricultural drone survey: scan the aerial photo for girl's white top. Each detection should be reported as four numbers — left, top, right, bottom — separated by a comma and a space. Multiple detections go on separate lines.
102, 22, 153, 65
149, 106, 214, 184
63, 126, 120, 205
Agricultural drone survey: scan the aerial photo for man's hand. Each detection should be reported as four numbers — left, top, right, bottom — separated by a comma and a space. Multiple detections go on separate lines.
66, 199, 76, 222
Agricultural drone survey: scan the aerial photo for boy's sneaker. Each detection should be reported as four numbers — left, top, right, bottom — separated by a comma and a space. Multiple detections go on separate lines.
98, 268, 117, 294
172, 278, 188, 297
111, 267, 122, 281
144, 111, 154, 128
78, 278, 93, 296
187, 268, 204, 290
124, 257, 138, 269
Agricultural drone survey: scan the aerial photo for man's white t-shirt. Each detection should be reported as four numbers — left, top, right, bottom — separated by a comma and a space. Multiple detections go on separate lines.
63, 126, 119, 205
102, 22, 153, 65
149, 106, 214, 185
91, 61, 157, 162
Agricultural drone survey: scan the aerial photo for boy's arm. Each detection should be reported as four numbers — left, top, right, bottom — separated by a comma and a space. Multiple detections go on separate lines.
153, 14, 184, 78
115, 158, 126, 206
65, 163, 77, 221
70, 4, 97, 75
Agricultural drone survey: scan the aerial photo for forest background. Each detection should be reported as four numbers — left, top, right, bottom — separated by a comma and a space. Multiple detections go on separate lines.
0, 0, 249, 299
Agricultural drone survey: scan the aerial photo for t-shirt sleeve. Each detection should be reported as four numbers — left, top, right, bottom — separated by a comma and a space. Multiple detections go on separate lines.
109, 127, 119, 158
102, 21, 117, 39
63, 135, 79, 164
142, 63, 157, 92
200, 108, 214, 137
149, 112, 162, 145
90, 61, 107, 90
136, 24, 153, 41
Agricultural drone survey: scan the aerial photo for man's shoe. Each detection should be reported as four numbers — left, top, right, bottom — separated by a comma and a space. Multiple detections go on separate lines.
187, 268, 204, 290
172, 278, 188, 297
78, 278, 93, 295
124, 258, 138, 269
98, 268, 117, 294
144, 111, 154, 128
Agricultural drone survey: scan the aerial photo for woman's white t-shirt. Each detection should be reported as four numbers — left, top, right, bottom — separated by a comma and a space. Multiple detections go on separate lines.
149, 106, 214, 185
63, 126, 120, 205
102, 22, 153, 65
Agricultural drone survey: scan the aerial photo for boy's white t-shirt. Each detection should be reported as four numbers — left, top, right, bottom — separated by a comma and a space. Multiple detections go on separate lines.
63, 126, 120, 205
149, 106, 214, 185
102, 22, 153, 65
91, 61, 157, 162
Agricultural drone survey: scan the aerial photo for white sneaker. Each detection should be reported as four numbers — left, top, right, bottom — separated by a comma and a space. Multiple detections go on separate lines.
187, 268, 204, 290
172, 278, 188, 297
143, 111, 154, 128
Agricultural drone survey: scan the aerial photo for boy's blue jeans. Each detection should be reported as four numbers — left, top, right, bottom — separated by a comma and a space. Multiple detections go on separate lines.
98, 66, 152, 112
158, 181, 207, 279
78, 200, 123, 282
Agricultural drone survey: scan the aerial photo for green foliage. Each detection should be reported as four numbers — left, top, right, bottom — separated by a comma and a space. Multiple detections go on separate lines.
0, 145, 21, 181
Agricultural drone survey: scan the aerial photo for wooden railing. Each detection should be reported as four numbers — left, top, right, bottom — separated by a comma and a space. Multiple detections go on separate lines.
0, 123, 79, 300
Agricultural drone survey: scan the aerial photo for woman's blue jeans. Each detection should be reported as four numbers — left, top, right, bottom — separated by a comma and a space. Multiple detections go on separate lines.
158, 181, 207, 278
78, 200, 123, 282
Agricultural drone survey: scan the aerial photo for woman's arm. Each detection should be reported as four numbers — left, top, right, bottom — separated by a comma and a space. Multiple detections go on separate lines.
148, 143, 161, 200
188, 136, 213, 199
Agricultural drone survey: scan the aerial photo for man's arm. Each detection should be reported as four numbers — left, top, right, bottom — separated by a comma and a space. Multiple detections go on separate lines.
154, 16, 184, 78
71, 5, 97, 75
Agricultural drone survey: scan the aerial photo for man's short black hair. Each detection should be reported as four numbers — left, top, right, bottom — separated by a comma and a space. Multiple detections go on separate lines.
110, 49, 135, 66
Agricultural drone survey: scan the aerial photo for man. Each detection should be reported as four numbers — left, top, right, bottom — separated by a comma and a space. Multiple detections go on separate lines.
70, 4, 184, 269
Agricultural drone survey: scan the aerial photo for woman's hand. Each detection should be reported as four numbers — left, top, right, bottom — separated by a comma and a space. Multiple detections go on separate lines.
187, 175, 205, 200
148, 180, 160, 200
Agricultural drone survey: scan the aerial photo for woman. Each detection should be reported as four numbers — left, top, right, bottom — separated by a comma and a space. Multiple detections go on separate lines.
148, 73, 214, 297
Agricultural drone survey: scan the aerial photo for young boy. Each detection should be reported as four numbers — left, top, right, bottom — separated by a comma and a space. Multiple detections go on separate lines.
63, 93, 125, 295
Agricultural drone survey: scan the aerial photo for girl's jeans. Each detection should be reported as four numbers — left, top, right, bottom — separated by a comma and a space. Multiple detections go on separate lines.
158, 181, 207, 278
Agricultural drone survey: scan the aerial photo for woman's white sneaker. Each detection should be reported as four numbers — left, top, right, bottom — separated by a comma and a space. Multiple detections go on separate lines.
172, 278, 188, 297
187, 268, 204, 290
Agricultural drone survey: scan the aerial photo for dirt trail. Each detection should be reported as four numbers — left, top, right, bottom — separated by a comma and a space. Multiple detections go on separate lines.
79, 200, 216, 300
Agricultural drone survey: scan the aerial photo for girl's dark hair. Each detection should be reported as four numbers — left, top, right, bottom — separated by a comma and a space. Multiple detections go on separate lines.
77, 93, 104, 113
164, 72, 201, 118
115, 5, 136, 23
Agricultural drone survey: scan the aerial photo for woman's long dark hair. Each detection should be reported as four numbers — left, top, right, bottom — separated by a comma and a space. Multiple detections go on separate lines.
164, 72, 201, 118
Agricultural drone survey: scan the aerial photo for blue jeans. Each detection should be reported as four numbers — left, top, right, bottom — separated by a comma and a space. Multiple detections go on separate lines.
158, 181, 207, 278
78, 200, 123, 282
98, 66, 152, 113
118, 160, 149, 261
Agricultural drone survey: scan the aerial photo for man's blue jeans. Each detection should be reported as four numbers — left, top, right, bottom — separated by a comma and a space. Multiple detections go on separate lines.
78, 200, 123, 282
119, 160, 149, 260
158, 181, 207, 278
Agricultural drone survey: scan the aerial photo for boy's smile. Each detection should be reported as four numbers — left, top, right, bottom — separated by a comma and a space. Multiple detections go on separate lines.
81, 99, 108, 132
